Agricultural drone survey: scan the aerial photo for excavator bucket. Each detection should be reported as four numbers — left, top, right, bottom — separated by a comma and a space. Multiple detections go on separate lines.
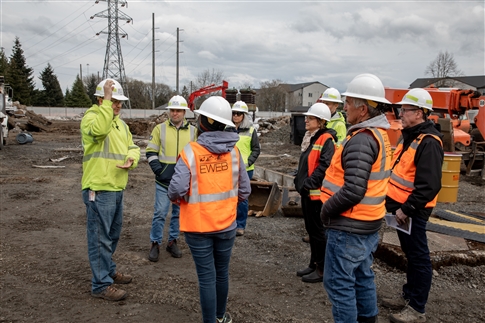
248, 181, 282, 217
280, 186, 303, 217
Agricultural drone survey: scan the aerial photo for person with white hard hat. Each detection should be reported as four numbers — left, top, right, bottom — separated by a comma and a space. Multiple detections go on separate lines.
230, 100, 261, 237
168, 96, 251, 323
384, 88, 444, 323
147, 95, 197, 262
293, 102, 337, 283
320, 73, 392, 323
81, 79, 140, 301
317, 87, 347, 145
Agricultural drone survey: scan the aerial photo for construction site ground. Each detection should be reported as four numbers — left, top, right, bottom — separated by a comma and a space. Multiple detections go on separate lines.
1, 117, 484, 323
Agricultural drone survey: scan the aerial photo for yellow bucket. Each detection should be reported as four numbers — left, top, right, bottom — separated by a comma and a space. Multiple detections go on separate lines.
437, 153, 462, 203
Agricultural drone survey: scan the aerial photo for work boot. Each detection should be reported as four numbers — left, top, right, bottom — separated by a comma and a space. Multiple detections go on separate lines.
166, 239, 182, 258
296, 267, 315, 277
91, 285, 127, 301
216, 312, 232, 323
381, 293, 408, 310
148, 242, 159, 262
111, 272, 132, 284
236, 228, 245, 236
301, 235, 310, 243
301, 266, 323, 283
389, 305, 426, 323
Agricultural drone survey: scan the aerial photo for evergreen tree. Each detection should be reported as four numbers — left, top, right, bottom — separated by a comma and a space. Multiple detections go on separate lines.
38, 63, 64, 107
0, 48, 9, 77
84, 74, 99, 105
65, 75, 91, 107
8, 37, 35, 105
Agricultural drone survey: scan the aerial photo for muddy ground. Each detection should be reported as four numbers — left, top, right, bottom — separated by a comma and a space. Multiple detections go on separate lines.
0, 119, 484, 323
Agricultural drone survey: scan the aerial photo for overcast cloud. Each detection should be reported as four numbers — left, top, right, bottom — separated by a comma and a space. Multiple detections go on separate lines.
1, 0, 483, 95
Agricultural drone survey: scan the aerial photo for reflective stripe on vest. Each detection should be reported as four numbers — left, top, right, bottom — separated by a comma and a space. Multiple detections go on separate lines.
83, 121, 129, 163
320, 127, 392, 220
308, 132, 334, 200
147, 122, 196, 164
178, 142, 240, 232
388, 133, 442, 208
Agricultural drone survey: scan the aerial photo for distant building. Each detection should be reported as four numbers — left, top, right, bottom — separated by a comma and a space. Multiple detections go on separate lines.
409, 75, 485, 94
280, 81, 328, 112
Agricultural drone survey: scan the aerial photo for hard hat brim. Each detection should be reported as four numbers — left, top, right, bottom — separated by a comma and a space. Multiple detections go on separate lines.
112, 94, 129, 101
395, 100, 433, 110
342, 91, 391, 104
194, 110, 236, 128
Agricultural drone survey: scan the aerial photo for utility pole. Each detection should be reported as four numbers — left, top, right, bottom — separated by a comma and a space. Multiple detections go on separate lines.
176, 27, 183, 94
152, 13, 158, 110
91, 0, 132, 109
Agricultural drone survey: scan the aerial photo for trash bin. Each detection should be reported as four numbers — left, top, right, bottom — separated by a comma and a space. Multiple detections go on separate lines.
437, 153, 462, 203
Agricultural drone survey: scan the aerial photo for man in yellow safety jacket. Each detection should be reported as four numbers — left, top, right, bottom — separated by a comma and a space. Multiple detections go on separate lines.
81, 79, 140, 302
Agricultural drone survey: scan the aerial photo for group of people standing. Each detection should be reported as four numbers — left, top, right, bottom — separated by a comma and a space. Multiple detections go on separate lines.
294, 74, 443, 323
80, 73, 444, 323
80, 79, 258, 323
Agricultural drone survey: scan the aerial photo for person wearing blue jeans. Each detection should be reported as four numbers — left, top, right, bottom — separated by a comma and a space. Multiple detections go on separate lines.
149, 183, 180, 252
168, 97, 251, 323
320, 74, 393, 322
81, 79, 140, 301
231, 101, 260, 237
184, 230, 236, 322
324, 229, 380, 322
146, 95, 196, 262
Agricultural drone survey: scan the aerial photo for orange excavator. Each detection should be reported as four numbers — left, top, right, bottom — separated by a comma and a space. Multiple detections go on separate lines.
187, 81, 228, 111
384, 87, 485, 176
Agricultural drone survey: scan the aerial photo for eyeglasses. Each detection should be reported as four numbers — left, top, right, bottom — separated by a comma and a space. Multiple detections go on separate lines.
232, 111, 244, 116
400, 108, 420, 114
305, 116, 317, 120
111, 99, 121, 105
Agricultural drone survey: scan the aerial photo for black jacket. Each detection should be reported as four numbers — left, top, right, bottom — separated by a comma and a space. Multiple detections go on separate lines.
294, 128, 337, 196
385, 120, 444, 220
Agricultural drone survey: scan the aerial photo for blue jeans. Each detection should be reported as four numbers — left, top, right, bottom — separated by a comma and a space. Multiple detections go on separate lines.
323, 229, 380, 323
185, 229, 236, 323
83, 190, 124, 294
150, 183, 180, 244
398, 216, 432, 314
236, 170, 253, 229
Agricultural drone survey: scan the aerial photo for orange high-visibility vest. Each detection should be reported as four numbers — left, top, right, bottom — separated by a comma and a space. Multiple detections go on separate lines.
388, 133, 442, 208
308, 132, 334, 200
178, 142, 240, 233
320, 127, 392, 221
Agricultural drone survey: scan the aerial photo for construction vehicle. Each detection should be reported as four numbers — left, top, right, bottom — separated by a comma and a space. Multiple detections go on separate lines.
384, 87, 485, 177
187, 81, 229, 111
0, 76, 14, 150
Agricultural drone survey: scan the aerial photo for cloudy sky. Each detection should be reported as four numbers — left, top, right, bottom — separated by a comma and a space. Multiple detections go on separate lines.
1, 0, 484, 95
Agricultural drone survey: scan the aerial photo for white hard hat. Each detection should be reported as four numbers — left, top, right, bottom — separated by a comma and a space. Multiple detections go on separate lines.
232, 101, 249, 113
396, 88, 433, 111
303, 103, 331, 121
195, 96, 235, 127
342, 73, 390, 104
319, 87, 343, 103
94, 79, 129, 101
168, 95, 189, 110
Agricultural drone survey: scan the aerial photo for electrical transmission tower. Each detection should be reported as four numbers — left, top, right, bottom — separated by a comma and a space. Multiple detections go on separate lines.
91, 0, 132, 108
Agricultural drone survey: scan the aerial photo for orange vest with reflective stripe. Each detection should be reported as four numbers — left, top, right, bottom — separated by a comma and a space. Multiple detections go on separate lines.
178, 142, 240, 233
308, 132, 334, 200
320, 127, 392, 221
388, 133, 442, 208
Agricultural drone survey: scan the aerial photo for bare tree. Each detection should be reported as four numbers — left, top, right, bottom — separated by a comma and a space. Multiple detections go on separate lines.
194, 68, 225, 90
425, 51, 463, 87
255, 79, 287, 112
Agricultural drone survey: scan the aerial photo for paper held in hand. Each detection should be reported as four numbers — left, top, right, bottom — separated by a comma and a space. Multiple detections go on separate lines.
384, 213, 412, 235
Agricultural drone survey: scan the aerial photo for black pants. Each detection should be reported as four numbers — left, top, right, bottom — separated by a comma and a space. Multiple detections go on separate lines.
301, 195, 326, 268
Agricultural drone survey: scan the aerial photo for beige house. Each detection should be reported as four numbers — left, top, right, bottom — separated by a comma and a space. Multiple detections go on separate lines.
280, 81, 329, 112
